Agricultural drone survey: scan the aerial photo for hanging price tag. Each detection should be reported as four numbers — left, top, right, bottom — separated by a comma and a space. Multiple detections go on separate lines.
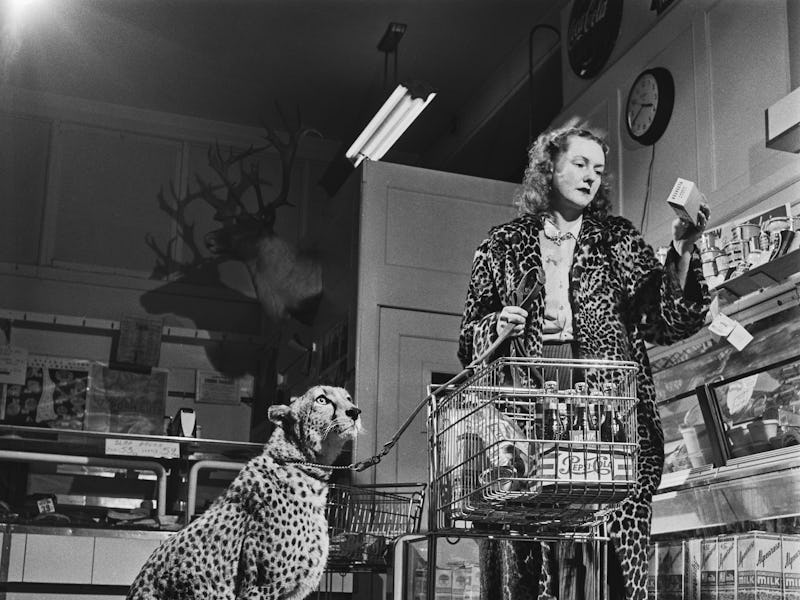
708, 313, 752, 350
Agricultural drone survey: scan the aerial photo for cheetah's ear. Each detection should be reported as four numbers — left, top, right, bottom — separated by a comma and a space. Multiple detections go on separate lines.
268, 404, 292, 425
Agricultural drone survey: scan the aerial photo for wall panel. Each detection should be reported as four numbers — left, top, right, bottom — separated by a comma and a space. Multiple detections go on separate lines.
706, 0, 790, 190
0, 114, 50, 265
49, 125, 181, 274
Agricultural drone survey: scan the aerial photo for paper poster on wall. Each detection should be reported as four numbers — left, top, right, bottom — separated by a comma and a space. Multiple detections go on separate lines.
196, 371, 240, 405
0, 345, 28, 385
85, 364, 167, 435
0, 355, 91, 430
115, 315, 163, 368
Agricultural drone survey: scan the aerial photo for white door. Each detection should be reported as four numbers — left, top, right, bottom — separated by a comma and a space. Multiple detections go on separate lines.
353, 160, 518, 489
371, 306, 462, 486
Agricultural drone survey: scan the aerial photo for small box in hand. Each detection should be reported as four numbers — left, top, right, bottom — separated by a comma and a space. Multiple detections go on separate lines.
667, 178, 703, 226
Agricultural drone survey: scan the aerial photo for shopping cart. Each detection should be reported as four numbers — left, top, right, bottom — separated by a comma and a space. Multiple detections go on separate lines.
325, 482, 426, 571
428, 356, 639, 533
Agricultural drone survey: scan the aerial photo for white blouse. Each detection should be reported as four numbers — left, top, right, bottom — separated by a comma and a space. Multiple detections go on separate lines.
539, 216, 582, 343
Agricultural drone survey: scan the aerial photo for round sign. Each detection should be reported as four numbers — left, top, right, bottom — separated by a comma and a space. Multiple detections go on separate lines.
567, 0, 624, 79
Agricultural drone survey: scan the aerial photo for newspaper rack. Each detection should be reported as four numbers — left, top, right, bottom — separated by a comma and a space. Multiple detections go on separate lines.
326, 482, 426, 570
428, 357, 639, 532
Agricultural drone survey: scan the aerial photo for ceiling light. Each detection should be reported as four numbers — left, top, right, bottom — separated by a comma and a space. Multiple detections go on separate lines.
345, 81, 436, 167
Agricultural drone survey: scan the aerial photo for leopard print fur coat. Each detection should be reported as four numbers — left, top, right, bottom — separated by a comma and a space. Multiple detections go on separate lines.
458, 213, 710, 600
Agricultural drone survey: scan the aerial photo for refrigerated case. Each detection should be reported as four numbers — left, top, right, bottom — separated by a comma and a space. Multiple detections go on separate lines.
649, 279, 800, 538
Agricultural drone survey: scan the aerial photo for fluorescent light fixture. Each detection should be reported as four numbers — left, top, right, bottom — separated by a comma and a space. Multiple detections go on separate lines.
345, 81, 436, 167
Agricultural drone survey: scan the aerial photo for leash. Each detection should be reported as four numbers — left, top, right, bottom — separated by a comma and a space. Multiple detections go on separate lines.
348, 266, 545, 472
285, 267, 545, 473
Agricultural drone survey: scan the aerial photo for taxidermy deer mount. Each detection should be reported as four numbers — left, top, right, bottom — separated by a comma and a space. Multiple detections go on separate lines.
146, 107, 323, 328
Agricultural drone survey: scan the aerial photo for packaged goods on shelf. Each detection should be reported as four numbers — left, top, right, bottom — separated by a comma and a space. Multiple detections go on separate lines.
655, 539, 701, 600
647, 542, 659, 598
717, 535, 737, 600
785, 533, 800, 600
736, 531, 782, 600
700, 537, 719, 599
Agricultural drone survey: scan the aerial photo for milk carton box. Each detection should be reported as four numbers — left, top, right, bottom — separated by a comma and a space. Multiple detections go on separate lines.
700, 537, 719, 599
783, 533, 800, 600
657, 539, 701, 600
736, 531, 782, 600
647, 542, 659, 598
716, 536, 737, 600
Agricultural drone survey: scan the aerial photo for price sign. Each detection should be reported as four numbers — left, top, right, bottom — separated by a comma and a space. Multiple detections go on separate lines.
105, 438, 180, 459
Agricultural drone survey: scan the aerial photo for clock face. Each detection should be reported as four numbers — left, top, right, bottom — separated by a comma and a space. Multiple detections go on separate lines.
626, 73, 659, 138
625, 67, 675, 145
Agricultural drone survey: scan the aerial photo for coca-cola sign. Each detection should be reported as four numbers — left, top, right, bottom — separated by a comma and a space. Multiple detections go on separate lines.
567, 0, 623, 79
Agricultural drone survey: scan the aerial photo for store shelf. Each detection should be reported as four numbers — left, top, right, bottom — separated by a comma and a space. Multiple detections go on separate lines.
0, 424, 262, 462
652, 446, 800, 535
713, 248, 800, 299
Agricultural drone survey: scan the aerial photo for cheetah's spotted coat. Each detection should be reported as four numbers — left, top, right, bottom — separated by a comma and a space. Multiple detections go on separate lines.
127, 385, 361, 600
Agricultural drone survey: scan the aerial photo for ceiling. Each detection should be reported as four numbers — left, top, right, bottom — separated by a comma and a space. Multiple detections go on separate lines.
5, 0, 567, 182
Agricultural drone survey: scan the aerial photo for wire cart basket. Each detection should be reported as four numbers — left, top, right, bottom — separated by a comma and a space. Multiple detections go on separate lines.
428, 357, 639, 533
325, 482, 426, 571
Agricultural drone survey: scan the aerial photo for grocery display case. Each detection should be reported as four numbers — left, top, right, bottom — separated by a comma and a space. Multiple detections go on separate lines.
649, 279, 800, 538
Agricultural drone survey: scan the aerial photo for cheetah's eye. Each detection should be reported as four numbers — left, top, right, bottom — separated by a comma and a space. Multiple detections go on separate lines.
315, 395, 330, 405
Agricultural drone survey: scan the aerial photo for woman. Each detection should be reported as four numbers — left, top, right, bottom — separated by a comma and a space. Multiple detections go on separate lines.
458, 122, 710, 600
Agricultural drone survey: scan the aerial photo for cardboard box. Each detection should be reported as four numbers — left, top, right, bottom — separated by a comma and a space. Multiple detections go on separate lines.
657, 539, 701, 600
717, 535, 737, 600
700, 537, 719, 599
435, 568, 453, 600
667, 178, 703, 226
737, 531, 782, 600
785, 533, 800, 600
647, 542, 659, 598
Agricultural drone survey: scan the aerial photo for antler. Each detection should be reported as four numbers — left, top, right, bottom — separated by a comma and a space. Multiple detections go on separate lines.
146, 183, 213, 279
204, 143, 268, 224
259, 104, 321, 229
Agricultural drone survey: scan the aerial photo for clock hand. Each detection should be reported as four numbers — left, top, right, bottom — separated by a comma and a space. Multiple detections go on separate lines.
632, 103, 655, 126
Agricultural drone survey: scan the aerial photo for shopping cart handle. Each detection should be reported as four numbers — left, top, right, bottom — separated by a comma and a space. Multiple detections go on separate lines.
353, 456, 382, 472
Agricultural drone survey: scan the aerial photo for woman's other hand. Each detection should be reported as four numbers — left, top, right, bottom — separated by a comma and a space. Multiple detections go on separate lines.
496, 306, 528, 337
672, 201, 710, 254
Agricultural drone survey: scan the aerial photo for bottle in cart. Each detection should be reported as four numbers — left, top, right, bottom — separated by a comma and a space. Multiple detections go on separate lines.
558, 401, 571, 438
588, 403, 601, 432
542, 381, 563, 440
543, 401, 563, 440
571, 402, 596, 441
600, 383, 627, 443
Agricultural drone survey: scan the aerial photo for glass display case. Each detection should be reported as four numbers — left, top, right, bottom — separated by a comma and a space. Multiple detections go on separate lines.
649, 282, 800, 538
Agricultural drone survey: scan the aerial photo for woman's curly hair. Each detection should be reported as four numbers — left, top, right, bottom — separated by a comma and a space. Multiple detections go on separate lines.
514, 120, 612, 219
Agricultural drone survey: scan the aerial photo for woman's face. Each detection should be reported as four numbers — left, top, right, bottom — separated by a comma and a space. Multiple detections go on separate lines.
550, 135, 605, 216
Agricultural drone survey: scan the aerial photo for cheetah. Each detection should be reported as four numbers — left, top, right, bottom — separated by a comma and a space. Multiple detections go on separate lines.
127, 385, 362, 600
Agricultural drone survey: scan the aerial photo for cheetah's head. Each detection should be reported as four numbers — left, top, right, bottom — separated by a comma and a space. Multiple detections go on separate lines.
268, 385, 362, 465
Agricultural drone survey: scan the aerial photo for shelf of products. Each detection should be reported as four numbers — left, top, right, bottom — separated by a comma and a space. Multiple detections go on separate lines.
714, 248, 800, 299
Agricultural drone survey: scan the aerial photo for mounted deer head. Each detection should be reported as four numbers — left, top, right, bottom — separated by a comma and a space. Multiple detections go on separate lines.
147, 106, 323, 326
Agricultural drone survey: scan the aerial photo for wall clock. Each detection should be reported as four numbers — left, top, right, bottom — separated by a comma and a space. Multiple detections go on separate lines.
625, 67, 675, 145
